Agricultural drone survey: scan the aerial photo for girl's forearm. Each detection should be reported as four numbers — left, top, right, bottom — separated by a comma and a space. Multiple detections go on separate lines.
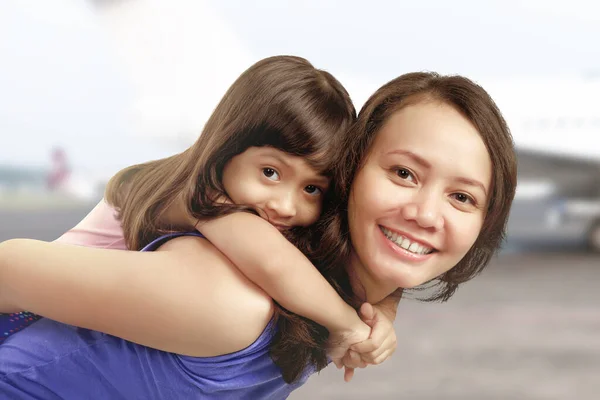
197, 213, 363, 332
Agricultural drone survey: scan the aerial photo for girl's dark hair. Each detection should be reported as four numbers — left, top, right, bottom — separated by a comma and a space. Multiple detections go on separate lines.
104, 55, 357, 383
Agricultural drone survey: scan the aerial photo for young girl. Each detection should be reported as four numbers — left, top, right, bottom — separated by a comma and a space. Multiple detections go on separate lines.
0, 69, 516, 399
0, 56, 398, 390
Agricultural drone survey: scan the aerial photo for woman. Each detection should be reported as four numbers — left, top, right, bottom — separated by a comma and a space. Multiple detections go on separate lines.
0, 55, 396, 378
316, 71, 516, 306
0, 71, 516, 399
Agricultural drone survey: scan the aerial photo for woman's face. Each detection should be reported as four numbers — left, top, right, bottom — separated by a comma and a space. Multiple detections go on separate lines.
348, 101, 492, 291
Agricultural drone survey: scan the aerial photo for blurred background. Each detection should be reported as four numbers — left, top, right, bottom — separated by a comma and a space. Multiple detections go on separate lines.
1, 0, 598, 398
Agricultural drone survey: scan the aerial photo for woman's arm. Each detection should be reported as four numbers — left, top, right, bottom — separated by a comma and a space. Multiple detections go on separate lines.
196, 212, 367, 335
0, 237, 274, 357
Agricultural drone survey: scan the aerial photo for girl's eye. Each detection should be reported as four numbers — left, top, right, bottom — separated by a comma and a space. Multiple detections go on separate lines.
304, 185, 322, 196
262, 168, 280, 181
395, 167, 415, 182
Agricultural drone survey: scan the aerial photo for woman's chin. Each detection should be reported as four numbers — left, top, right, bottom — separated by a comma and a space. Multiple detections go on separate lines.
393, 277, 426, 290
378, 266, 429, 290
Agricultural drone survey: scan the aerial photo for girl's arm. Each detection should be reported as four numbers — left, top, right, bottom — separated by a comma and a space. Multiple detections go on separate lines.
196, 212, 367, 336
0, 236, 276, 357
374, 288, 403, 321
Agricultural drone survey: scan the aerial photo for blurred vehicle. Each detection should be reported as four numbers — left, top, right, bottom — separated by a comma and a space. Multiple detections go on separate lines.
506, 149, 600, 253
506, 197, 600, 252
0, 165, 46, 193
563, 199, 600, 252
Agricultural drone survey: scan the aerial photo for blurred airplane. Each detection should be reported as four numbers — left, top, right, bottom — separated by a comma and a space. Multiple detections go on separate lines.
482, 77, 600, 252
485, 76, 600, 162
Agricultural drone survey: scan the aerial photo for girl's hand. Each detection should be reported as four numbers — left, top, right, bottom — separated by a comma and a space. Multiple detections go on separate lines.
338, 303, 398, 381
326, 316, 370, 381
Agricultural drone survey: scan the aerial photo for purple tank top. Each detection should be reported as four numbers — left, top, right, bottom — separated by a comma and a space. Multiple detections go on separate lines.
0, 232, 311, 399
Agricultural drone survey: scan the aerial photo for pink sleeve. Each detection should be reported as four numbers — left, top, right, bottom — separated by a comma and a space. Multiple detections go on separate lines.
55, 200, 128, 250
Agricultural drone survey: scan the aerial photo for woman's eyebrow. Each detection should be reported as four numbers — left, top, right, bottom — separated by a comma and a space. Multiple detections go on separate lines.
452, 176, 488, 196
385, 149, 431, 169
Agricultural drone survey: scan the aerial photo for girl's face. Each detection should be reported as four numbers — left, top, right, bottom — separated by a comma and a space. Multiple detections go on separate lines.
222, 146, 330, 231
348, 101, 492, 292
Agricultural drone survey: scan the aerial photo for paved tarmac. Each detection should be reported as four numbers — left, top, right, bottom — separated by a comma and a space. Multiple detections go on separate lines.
1, 204, 598, 399
292, 252, 600, 400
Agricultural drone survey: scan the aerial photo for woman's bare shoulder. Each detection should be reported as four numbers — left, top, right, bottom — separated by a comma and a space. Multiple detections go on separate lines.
157, 235, 275, 356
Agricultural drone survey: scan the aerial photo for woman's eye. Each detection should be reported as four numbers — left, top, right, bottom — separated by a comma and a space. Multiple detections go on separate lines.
451, 193, 475, 205
395, 168, 415, 182
262, 168, 280, 181
304, 185, 322, 196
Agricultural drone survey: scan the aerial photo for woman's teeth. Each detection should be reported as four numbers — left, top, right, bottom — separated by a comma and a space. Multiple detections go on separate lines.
380, 226, 433, 255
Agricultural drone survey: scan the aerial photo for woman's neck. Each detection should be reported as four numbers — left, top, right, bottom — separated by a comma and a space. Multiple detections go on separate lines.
347, 250, 399, 304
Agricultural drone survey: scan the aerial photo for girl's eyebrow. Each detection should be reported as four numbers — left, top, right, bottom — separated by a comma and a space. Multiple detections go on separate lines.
312, 175, 330, 187
268, 153, 292, 169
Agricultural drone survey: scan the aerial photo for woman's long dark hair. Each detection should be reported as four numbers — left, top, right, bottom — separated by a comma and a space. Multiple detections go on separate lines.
316, 72, 518, 304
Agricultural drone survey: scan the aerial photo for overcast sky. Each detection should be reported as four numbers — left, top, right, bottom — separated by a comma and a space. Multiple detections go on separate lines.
213, 0, 600, 80
1, 0, 598, 176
